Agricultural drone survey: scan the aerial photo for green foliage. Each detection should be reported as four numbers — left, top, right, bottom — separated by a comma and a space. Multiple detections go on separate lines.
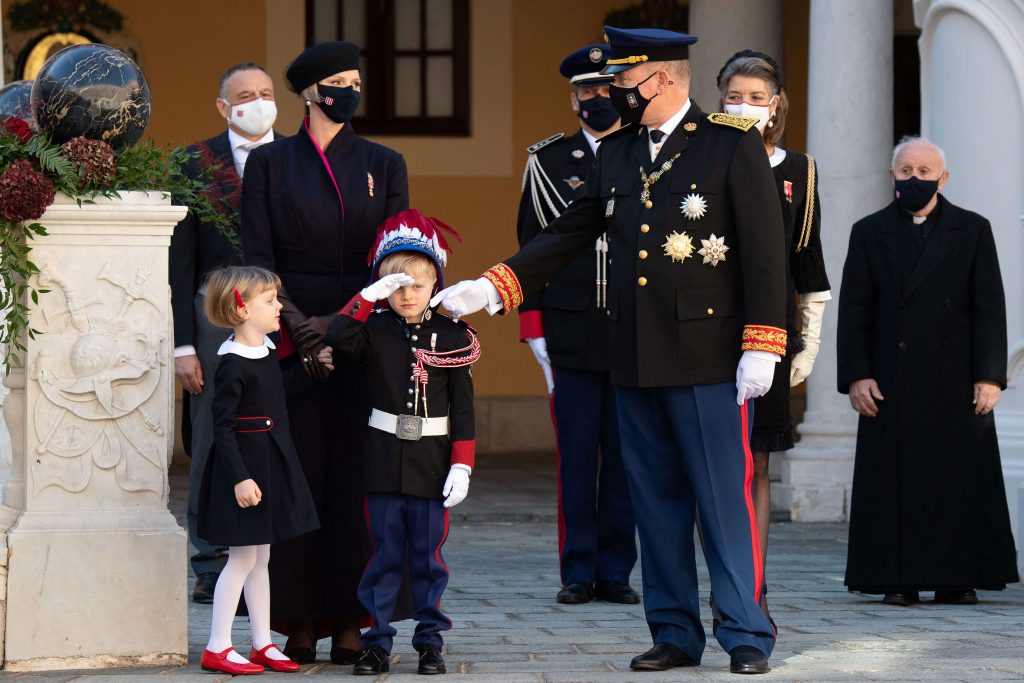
0, 128, 236, 372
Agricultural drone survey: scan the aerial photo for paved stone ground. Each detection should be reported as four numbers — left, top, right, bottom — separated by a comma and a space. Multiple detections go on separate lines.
3, 452, 1023, 681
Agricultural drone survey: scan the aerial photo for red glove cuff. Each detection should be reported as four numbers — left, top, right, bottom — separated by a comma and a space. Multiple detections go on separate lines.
518, 310, 543, 342
339, 292, 374, 322
450, 440, 475, 469
482, 263, 524, 314
741, 325, 787, 356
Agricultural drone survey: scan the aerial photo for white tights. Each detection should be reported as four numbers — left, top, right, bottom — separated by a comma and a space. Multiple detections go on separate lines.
206, 545, 287, 662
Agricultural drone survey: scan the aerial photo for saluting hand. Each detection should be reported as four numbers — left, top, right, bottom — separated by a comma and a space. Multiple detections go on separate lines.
849, 379, 884, 417
973, 380, 1000, 416
235, 478, 262, 508
361, 273, 415, 301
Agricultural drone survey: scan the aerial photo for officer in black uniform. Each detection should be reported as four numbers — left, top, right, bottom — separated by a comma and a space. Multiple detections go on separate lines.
433, 26, 787, 676
516, 44, 638, 607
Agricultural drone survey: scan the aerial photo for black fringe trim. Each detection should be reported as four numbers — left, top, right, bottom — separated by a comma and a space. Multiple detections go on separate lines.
750, 430, 795, 453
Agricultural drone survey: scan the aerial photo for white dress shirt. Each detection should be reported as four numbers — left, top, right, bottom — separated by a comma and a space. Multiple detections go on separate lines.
647, 99, 691, 162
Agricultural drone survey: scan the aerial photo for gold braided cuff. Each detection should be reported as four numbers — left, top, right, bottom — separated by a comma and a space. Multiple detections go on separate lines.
482, 263, 524, 313
742, 325, 787, 356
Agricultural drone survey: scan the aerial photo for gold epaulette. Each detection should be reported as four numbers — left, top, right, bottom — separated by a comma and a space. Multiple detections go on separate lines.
706, 112, 759, 132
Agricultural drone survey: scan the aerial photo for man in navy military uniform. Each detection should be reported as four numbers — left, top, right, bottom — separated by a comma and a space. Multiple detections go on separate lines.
517, 44, 638, 607
434, 26, 786, 675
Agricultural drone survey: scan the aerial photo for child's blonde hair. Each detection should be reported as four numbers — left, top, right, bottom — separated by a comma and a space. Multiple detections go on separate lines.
377, 252, 437, 282
204, 266, 282, 329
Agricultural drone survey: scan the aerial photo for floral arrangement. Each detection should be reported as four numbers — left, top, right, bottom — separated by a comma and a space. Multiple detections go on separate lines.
0, 116, 238, 371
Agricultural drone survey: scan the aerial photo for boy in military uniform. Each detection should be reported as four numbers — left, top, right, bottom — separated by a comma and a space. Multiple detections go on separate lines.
517, 43, 638, 606
326, 210, 479, 676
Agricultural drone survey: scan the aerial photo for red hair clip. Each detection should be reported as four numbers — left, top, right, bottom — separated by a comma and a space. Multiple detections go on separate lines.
233, 288, 246, 308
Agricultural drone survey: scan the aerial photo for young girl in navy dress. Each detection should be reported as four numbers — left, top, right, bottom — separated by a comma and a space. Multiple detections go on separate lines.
198, 266, 328, 675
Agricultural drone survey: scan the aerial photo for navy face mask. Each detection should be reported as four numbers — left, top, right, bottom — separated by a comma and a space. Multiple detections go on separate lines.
577, 94, 620, 132
316, 83, 360, 123
894, 176, 939, 213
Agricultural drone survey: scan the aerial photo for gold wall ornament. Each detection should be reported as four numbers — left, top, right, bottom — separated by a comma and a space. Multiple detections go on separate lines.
698, 233, 730, 266
662, 231, 695, 263
23, 32, 93, 80
680, 193, 708, 220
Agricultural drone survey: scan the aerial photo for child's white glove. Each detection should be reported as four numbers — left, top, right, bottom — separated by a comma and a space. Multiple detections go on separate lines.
442, 464, 471, 508
361, 273, 414, 302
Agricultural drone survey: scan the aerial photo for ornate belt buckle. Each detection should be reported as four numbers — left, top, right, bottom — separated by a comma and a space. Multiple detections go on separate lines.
396, 414, 423, 441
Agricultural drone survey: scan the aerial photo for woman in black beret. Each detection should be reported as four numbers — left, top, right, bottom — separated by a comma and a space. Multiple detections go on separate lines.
240, 40, 410, 665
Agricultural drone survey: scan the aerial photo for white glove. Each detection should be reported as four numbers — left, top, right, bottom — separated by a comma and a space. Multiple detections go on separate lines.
361, 273, 415, 301
430, 277, 497, 320
526, 338, 554, 394
442, 464, 471, 508
736, 350, 779, 405
790, 293, 829, 387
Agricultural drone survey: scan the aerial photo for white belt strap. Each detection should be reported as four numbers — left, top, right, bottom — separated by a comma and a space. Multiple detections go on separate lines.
369, 408, 449, 439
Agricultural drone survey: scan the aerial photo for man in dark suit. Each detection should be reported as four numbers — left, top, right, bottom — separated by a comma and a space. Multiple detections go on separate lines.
170, 62, 280, 604
433, 26, 786, 675
516, 44, 638, 607
838, 137, 1018, 607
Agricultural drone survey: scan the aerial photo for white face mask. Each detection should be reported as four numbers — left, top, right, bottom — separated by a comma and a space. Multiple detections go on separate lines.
723, 100, 774, 132
224, 97, 277, 136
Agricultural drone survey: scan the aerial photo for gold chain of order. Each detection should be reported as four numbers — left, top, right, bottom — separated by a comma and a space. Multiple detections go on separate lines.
640, 152, 682, 203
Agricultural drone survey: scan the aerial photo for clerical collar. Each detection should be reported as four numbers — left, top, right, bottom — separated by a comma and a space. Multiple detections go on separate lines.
217, 335, 277, 358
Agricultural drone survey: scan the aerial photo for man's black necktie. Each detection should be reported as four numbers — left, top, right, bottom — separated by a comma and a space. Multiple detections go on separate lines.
649, 128, 666, 144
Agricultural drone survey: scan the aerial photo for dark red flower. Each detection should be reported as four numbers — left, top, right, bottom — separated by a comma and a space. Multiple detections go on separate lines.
1, 117, 33, 143
0, 160, 56, 223
61, 136, 117, 187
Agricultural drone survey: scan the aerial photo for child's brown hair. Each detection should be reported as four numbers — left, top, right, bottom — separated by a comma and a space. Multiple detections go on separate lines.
203, 266, 282, 329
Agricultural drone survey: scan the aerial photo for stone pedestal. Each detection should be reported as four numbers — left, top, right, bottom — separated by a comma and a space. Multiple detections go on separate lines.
772, 0, 894, 522
0, 192, 187, 670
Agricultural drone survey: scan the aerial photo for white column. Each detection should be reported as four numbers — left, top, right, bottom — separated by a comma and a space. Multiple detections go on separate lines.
1, 192, 188, 670
688, 0, 784, 113
773, 0, 894, 522
914, 0, 1024, 570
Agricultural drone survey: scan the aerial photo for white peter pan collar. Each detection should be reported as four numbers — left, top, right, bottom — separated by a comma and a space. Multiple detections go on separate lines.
217, 335, 277, 358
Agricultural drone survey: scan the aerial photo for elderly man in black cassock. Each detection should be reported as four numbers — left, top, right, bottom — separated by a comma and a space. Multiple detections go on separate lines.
838, 137, 1019, 607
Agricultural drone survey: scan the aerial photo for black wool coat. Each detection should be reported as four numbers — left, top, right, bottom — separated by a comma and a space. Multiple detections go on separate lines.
241, 121, 409, 316
838, 196, 1019, 591
516, 129, 611, 371
198, 343, 320, 547
326, 308, 475, 501
503, 102, 787, 388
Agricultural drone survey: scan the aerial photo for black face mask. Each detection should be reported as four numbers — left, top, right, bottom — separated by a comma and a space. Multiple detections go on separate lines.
894, 176, 939, 213
316, 83, 361, 123
576, 94, 620, 132
608, 71, 659, 126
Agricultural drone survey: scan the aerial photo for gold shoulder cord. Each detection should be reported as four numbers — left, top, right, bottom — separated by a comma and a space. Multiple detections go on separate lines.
797, 154, 816, 252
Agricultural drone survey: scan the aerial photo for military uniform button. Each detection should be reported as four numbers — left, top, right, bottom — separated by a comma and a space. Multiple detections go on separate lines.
638, 277, 648, 286
644, 200, 653, 209
611, 186, 616, 193
411, 335, 418, 341
641, 224, 650, 233
411, 362, 416, 367
707, 308, 714, 315
639, 250, 648, 259
691, 183, 697, 190
406, 402, 414, 409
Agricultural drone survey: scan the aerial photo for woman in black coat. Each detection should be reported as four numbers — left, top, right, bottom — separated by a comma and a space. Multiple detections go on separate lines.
240, 41, 409, 663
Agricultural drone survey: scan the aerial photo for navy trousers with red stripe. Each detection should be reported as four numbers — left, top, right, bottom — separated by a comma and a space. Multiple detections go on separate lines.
552, 366, 636, 586
615, 382, 775, 661
358, 493, 451, 652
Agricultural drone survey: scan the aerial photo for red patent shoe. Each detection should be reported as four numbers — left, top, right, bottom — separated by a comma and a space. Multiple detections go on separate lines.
249, 644, 302, 672
201, 647, 265, 675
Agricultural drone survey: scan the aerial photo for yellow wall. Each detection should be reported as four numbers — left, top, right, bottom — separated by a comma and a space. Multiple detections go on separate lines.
33, 0, 808, 396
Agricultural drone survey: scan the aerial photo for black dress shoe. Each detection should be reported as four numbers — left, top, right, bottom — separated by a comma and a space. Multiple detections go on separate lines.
556, 582, 593, 604
282, 645, 316, 664
594, 581, 641, 604
629, 643, 698, 671
330, 646, 358, 665
729, 645, 770, 674
416, 646, 446, 675
881, 591, 920, 606
353, 646, 389, 675
191, 572, 218, 604
935, 589, 978, 604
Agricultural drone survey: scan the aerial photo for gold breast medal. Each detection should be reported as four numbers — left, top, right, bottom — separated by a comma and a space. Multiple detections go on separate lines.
662, 231, 695, 263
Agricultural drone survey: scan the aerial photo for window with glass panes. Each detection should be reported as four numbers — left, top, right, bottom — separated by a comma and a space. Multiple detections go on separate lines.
305, 0, 470, 136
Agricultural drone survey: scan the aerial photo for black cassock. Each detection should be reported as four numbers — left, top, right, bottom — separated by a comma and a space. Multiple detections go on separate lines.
838, 195, 1019, 592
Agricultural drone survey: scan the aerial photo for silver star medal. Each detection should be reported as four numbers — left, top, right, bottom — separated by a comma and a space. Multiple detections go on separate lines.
680, 193, 708, 220
698, 233, 729, 267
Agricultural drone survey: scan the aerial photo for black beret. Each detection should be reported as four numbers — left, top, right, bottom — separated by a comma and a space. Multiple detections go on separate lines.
285, 41, 361, 92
